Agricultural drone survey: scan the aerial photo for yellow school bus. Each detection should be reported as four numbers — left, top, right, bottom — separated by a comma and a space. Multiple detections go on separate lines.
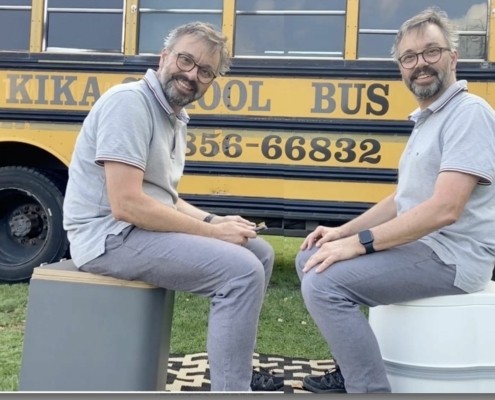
0, 0, 493, 281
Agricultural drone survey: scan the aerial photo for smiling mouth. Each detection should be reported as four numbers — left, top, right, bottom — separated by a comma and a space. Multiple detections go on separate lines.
412, 67, 437, 83
175, 77, 194, 92
415, 74, 432, 81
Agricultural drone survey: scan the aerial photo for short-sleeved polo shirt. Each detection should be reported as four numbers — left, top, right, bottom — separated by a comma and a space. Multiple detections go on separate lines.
63, 69, 189, 267
396, 80, 495, 292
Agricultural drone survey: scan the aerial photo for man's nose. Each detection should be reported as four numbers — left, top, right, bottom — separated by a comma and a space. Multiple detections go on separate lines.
417, 53, 429, 67
184, 65, 199, 81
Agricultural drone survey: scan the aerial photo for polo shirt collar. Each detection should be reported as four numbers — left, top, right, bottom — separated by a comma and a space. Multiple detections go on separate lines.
409, 80, 468, 122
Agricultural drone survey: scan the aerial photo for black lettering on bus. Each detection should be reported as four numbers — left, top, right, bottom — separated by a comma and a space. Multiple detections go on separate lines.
196, 81, 221, 110
311, 83, 336, 113
222, 133, 243, 158
247, 81, 270, 111
50, 76, 77, 106
79, 77, 101, 106
261, 135, 283, 159
187, 131, 383, 165
35, 75, 49, 105
334, 138, 357, 162
309, 137, 331, 162
224, 80, 247, 111
339, 83, 365, 115
199, 132, 220, 157
366, 83, 389, 116
6, 74, 33, 104
285, 136, 306, 161
359, 139, 381, 164
186, 131, 196, 156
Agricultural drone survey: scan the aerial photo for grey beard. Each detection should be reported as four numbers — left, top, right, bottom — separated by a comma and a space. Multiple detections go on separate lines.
163, 80, 196, 107
411, 78, 442, 100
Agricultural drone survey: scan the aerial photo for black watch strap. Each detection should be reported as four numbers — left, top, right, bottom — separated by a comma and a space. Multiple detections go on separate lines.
203, 213, 217, 223
358, 230, 375, 254
362, 241, 375, 254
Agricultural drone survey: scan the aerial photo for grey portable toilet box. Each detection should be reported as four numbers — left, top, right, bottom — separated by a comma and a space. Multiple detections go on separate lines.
19, 259, 175, 391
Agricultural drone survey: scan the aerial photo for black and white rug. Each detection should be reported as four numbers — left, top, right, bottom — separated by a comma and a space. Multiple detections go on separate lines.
165, 352, 336, 393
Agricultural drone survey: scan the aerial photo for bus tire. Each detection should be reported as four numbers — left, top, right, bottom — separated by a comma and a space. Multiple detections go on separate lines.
0, 166, 69, 282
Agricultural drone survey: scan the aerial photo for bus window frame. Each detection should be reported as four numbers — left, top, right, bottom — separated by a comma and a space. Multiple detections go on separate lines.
42, 2, 126, 54
233, 8, 346, 59
136, 5, 223, 55
0, 3, 32, 52
357, 0, 491, 61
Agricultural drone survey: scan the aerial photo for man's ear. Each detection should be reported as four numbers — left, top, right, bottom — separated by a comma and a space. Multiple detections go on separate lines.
158, 48, 169, 68
450, 49, 459, 71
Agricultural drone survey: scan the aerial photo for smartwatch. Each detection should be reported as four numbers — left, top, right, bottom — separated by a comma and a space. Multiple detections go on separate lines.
358, 230, 375, 254
203, 213, 216, 223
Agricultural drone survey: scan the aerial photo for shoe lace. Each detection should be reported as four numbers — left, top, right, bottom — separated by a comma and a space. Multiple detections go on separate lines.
321, 367, 345, 388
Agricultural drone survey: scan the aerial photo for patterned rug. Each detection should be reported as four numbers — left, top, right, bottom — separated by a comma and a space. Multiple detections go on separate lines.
165, 352, 336, 393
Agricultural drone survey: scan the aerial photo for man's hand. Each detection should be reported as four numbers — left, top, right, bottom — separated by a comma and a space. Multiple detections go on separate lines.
300, 225, 343, 250
302, 235, 363, 273
211, 214, 255, 229
212, 220, 257, 245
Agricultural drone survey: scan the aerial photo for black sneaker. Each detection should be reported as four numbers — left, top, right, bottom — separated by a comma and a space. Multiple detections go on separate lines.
251, 367, 284, 391
302, 367, 346, 393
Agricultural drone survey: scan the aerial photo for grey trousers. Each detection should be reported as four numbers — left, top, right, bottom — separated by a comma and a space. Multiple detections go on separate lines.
295, 241, 465, 393
80, 225, 274, 391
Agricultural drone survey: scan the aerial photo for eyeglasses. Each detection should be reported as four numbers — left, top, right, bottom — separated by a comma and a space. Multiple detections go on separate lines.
170, 50, 217, 84
398, 47, 451, 69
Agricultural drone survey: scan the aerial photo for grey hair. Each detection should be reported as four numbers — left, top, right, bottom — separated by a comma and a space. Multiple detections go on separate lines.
163, 21, 231, 76
391, 7, 459, 62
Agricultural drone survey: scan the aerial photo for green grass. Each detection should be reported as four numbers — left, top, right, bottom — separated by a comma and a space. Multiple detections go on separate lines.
0, 235, 335, 391
0, 283, 28, 391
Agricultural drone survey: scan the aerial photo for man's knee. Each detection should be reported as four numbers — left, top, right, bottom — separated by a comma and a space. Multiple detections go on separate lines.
300, 268, 343, 305
295, 249, 315, 280
230, 251, 266, 291
247, 237, 275, 270
301, 271, 321, 302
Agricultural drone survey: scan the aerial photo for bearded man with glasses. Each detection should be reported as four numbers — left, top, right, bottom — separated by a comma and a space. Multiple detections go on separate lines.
296, 7, 495, 393
63, 21, 282, 392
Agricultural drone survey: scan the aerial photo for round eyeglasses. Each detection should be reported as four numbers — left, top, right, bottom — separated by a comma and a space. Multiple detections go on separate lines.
398, 47, 451, 69
171, 50, 217, 84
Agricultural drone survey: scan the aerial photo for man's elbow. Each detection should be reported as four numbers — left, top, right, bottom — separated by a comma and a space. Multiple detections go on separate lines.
110, 200, 134, 222
111, 208, 127, 222
440, 206, 463, 226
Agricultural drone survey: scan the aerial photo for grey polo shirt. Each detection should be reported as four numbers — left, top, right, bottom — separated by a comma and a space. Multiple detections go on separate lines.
396, 80, 495, 292
63, 69, 189, 267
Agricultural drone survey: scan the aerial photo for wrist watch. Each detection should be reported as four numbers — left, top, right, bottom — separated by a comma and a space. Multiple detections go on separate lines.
358, 230, 375, 254
203, 213, 216, 223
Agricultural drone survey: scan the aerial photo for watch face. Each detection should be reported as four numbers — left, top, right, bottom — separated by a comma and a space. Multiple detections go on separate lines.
359, 230, 373, 244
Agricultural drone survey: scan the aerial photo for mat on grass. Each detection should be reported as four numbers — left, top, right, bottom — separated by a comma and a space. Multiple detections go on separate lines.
165, 352, 336, 393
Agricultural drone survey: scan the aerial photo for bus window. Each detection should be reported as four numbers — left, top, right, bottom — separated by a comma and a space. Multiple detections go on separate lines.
0, 0, 31, 51
44, 0, 124, 53
454, 2, 488, 60
234, 0, 346, 58
138, 0, 223, 54
358, 0, 489, 60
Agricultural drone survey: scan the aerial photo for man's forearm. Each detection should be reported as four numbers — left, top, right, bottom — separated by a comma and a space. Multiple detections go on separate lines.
175, 197, 210, 221
339, 193, 398, 237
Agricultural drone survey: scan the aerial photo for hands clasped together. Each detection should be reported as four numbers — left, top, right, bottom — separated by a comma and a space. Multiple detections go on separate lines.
209, 215, 260, 246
